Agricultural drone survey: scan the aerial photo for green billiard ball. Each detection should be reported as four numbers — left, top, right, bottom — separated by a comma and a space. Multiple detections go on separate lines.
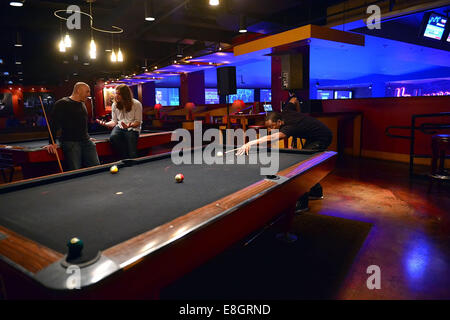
67, 237, 84, 258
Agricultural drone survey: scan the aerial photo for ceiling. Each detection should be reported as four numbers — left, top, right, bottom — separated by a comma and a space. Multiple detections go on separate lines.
351, 4, 450, 52
0, 0, 345, 86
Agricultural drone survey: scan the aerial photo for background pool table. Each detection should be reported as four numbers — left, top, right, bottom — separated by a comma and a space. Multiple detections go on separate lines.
0, 146, 336, 299
0, 130, 173, 180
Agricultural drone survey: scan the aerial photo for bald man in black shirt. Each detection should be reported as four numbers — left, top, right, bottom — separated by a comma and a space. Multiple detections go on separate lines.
44, 82, 100, 171
237, 107, 333, 212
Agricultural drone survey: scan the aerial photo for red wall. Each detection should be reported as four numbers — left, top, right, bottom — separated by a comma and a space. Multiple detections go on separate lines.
322, 96, 450, 156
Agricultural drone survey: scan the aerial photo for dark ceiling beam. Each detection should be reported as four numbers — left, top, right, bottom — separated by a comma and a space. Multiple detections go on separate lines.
140, 23, 236, 43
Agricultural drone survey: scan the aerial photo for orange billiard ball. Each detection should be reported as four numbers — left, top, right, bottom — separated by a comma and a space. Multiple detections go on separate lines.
175, 173, 184, 183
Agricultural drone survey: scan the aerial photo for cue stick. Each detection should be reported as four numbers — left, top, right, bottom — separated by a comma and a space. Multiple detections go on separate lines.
39, 96, 64, 173
224, 147, 240, 154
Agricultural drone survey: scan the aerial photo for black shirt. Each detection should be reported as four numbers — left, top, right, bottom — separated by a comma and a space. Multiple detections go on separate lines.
49, 97, 90, 143
279, 111, 332, 144
283, 95, 298, 112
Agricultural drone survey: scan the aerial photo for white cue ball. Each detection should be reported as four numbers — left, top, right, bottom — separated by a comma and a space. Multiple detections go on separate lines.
217, 151, 223, 157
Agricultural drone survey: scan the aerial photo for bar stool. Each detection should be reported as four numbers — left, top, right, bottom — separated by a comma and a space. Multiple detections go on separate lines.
429, 134, 450, 192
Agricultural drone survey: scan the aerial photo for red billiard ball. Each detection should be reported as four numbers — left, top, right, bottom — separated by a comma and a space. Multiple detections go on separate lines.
175, 173, 184, 183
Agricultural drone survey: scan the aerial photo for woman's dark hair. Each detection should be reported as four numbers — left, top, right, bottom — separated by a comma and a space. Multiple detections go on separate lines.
288, 89, 296, 95
115, 84, 133, 112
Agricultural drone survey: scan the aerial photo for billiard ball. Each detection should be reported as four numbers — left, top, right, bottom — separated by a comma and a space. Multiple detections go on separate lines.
67, 237, 84, 259
175, 173, 184, 183
110, 165, 118, 173
217, 151, 223, 157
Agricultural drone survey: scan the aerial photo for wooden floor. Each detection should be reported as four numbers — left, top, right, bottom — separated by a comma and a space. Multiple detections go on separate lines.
310, 156, 450, 300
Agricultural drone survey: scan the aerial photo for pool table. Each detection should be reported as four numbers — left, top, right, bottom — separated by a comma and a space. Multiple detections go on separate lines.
0, 130, 173, 180
0, 146, 336, 299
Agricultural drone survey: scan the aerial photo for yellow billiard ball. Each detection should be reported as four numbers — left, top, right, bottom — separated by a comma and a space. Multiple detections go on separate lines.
110, 165, 119, 174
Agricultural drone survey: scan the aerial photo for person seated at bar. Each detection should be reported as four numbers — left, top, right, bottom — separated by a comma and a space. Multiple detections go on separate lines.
282, 89, 301, 112
96, 84, 143, 159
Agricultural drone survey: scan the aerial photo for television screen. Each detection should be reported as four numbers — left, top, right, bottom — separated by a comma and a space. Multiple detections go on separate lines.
205, 88, 220, 104
40, 93, 55, 109
263, 104, 272, 112
422, 13, 447, 40
23, 92, 55, 110
0, 93, 13, 115
260, 89, 271, 102
334, 90, 353, 99
317, 90, 334, 100
228, 89, 254, 103
155, 88, 179, 106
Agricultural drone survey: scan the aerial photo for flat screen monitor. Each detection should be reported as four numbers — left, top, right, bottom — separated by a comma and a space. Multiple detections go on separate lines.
260, 89, 271, 102
155, 88, 179, 106
23, 92, 55, 109
205, 88, 220, 104
422, 13, 448, 41
228, 89, 254, 103
317, 90, 334, 100
334, 90, 353, 99
263, 104, 272, 112
0, 93, 13, 115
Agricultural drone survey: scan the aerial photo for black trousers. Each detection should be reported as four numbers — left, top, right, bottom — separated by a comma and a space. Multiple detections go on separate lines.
296, 138, 331, 211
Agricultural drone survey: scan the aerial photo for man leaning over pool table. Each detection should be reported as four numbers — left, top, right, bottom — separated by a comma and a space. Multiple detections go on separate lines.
236, 107, 333, 212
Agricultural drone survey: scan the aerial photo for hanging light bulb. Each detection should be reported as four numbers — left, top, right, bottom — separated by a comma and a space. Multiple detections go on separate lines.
64, 33, 72, 48
111, 49, 117, 62
59, 37, 66, 52
145, 0, 155, 21
239, 15, 247, 33
117, 34, 123, 62
88, 2, 96, 59
209, 0, 219, 6
89, 38, 96, 59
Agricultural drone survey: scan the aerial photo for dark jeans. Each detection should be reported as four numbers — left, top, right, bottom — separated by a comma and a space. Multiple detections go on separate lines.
296, 138, 331, 211
110, 126, 139, 159
303, 139, 331, 151
61, 139, 100, 171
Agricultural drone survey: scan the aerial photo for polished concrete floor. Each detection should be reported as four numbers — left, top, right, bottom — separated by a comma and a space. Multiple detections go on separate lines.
310, 157, 450, 300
